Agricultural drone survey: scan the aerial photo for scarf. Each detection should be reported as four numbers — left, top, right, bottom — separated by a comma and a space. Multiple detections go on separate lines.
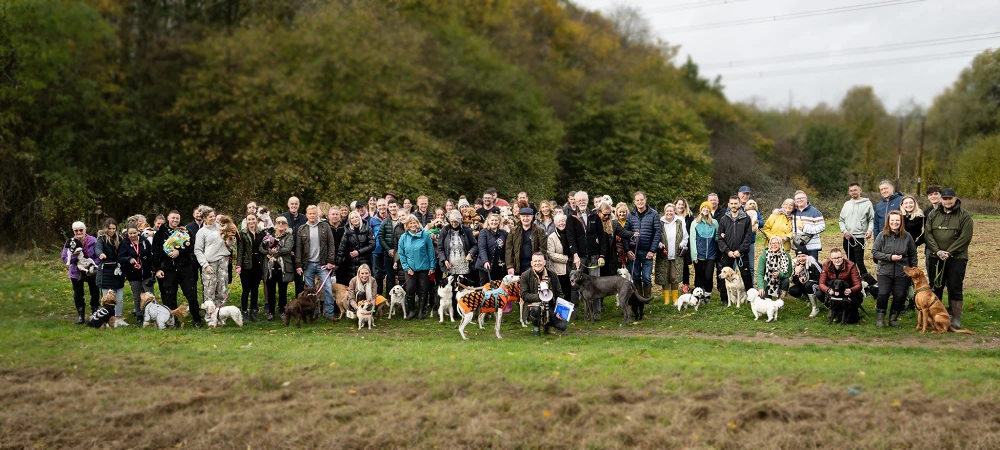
764, 249, 790, 298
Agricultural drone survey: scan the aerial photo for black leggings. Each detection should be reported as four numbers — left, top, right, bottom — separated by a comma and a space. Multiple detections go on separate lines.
71, 276, 99, 312
265, 276, 288, 315
682, 250, 692, 286
876, 274, 909, 312
405, 270, 431, 297
693, 259, 716, 293
240, 268, 262, 310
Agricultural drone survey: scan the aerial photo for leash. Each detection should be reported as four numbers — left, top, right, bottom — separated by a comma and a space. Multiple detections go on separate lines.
932, 260, 945, 289
846, 235, 866, 249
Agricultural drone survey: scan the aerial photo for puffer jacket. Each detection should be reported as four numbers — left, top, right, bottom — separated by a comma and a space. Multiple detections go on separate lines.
398, 229, 437, 272
338, 222, 376, 275
117, 237, 152, 282
625, 206, 662, 257
716, 210, 753, 256
873, 192, 903, 239
689, 218, 718, 261
924, 199, 974, 260
477, 228, 508, 270
871, 230, 917, 277
546, 230, 570, 276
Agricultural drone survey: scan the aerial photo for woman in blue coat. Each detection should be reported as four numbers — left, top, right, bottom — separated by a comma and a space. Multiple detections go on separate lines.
398, 215, 438, 320
689, 201, 719, 297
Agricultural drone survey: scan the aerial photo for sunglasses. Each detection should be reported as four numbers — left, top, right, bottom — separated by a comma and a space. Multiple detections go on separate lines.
73, 229, 85, 233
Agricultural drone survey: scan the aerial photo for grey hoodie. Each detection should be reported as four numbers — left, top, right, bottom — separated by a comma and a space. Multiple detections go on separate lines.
194, 224, 231, 267
839, 197, 874, 238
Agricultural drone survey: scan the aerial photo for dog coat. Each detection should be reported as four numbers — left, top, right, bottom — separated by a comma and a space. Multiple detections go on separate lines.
144, 302, 175, 329
87, 306, 114, 328
458, 282, 520, 314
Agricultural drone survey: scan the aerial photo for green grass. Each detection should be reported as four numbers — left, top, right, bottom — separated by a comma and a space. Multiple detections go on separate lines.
1, 253, 997, 401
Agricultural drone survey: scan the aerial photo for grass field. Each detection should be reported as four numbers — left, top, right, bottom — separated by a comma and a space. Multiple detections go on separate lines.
1, 220, 999, 449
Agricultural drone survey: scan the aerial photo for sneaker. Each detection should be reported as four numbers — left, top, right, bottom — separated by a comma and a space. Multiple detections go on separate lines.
266, 312, 274, 321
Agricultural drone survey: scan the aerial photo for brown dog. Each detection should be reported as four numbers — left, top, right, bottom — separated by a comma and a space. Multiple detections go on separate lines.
332, 283, 353, 320
285, 287, 318, 328
903, 266, 974, 335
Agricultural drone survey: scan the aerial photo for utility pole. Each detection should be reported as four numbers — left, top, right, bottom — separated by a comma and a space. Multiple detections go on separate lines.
916, 116, 925, 195
895, 117, 903, 189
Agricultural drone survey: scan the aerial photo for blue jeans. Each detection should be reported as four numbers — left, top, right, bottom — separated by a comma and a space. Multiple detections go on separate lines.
629, 256, 653, 288
303, 261, 335, 318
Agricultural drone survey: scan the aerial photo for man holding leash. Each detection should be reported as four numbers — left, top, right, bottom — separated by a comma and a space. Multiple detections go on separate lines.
839, 182, 874, 276
295, 205, 337, 321
625, 191, 660, 300
153, 210, 204, 328
924, 188, 974, 329
567, 191, 607, 318
281, 196, 308, 295
715, 196, 753, 304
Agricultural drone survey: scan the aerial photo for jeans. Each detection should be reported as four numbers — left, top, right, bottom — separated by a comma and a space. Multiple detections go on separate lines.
373, 252, 387, 296
843, 237, 868, 276
927, 257, 967, 304
629, 256, 653, 287
303, 261, 335, 317
71, 276, 99, 313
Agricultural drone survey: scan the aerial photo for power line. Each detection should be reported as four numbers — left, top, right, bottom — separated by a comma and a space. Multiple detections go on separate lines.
702, 32, 1000, 69
662, 0, 926, 32
644, 0, 750, 13
720, 49, 985, 80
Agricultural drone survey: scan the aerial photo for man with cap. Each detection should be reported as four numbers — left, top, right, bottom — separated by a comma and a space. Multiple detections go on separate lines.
737, 186, 752, 209
506, 207, 548, 276
924, 188, 974, 329
788, 248, 823, 317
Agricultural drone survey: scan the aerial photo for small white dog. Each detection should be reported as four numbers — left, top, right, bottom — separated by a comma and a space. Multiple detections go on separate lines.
675, 287, 708, 312
747, 288, 784, 322
356, 299, 375, 330
200, 300, 244, 328
616, 268, 631, 280
719, 266, 747, 308
387, 285, 406, 319
437, 284, 457, 323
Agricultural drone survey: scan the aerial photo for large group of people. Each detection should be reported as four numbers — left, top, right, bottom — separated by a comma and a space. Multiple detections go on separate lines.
61, 181, 974, 331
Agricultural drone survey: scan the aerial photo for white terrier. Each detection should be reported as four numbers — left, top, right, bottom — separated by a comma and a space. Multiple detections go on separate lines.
200, 300, 244, 328
675, 287, 708, 312
747, 288, 784, 322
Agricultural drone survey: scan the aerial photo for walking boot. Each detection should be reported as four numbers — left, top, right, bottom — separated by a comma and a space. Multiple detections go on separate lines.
888, 310, 900, 328
405, 295, 417, 320
875, 309, 886, 328
75, 307, 86, 325
950, 301, 963, 329
249, 309, 259, 322
417, 294, 429, 320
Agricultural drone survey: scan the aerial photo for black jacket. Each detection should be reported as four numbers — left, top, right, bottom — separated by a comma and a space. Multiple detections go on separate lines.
436, 224, 477, 268
413, 209, 433, 227
236, 229, 265, 271
903, 213, 924, 247
152, 224, 195, 270
566, 209, 605, 259
477, 228, 508, 269
716, 210, 753, 256
118, 237, 152, 281
338, 222, 375, 274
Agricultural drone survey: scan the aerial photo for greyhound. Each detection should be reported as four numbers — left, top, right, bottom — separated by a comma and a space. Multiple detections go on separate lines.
569, 270, 652, 326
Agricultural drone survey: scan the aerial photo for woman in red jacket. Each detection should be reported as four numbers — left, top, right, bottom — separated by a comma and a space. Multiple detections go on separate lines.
818, 248, 864, 324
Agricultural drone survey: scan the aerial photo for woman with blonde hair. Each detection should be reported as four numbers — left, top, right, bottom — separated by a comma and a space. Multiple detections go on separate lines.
899, 195, 925, 248
761, 199, 795, 252
656, 203, 688, 305
690, 201, 718, 297
535, 200, 556, 236
477, 212, 508, 282
614, 202, 629, 268
675, 198, 694, 292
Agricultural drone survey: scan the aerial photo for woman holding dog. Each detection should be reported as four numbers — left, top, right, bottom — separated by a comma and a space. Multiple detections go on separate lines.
119, 222, 153, 322
262, 216, 294, 321
346, 264, 378, 314
755, 236, 791, 301
194, 208, 232, 306
399, 215, 438, 320
871, 210, 918, 327
95, 217, 126, 320
761, 199, 795, 252
690, 202, 718, 298
237, 213, 266, 322
63, 221, 100, 324
477, 213, 508, 284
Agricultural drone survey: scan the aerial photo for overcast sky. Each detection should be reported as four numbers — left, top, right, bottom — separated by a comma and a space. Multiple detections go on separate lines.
572, 0, 1000, 111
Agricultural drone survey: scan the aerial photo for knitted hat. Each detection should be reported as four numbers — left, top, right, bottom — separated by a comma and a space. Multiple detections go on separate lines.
699, 201, 713, 213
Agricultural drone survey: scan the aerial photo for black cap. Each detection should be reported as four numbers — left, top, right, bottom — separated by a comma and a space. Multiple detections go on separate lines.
940, 188, 957, 198
795, 249, 807, 256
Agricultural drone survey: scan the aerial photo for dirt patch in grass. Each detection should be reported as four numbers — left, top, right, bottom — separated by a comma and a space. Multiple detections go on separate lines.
3, 367, 999, 449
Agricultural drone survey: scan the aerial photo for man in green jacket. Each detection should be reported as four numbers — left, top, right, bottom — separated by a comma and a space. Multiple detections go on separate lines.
924, 188, 974, 329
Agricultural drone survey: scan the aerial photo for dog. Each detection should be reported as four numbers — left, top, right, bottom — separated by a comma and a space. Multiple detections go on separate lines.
201, 300, 243, 328
356, 299, 375, 330
437, 284, 456, 323
747, 288, 783, 322
140, 293, 188, 329
569, 270, 652, 326
331, 283, 354, 320
86, 290, 119, 329
457, 274, 519, 340
824, 279, 852, 325
616, 268, 631, 280
719, 267, 747, 307
216, 215, 239, 248
675, 287, 708, 312
65, 239, 98, 277
904, 266, 974, 335
861, 273, 879, 300
285, 287, 318, 327
387, 285, 406, 319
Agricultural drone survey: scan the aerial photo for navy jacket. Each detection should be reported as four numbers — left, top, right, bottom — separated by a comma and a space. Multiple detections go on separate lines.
625, 207, 661, 257
118, 237, 152, 281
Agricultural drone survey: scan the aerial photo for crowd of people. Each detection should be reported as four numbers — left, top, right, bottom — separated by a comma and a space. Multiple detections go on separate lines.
61, 181, 974, 330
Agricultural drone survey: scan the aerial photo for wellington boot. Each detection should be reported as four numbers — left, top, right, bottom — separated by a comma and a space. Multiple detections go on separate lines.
888, 310, 900, 328
417, 294, 429, 320
75, 308, 86, 325
405, 295, 417, 320
875, 309, 886, 328
950, 301, 963, 329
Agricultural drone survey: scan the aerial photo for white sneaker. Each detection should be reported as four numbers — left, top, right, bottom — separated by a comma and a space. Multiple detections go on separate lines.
114, 317, 131, 327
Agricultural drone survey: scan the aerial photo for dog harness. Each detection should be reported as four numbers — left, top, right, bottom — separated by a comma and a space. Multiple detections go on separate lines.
914, 286, 932, 295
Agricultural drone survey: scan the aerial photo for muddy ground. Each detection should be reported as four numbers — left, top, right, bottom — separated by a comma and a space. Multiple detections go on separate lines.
2, 367, 999, 450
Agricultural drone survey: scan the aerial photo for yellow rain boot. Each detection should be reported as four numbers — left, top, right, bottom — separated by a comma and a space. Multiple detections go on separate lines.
664, 289, 671, 305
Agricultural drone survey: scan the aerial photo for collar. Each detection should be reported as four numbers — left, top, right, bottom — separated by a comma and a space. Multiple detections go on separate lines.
914, 286, 932, 295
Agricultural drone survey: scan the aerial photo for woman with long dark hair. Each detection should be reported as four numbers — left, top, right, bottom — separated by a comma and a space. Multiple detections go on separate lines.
95, 217, 126, 323
237, 213, 266, 321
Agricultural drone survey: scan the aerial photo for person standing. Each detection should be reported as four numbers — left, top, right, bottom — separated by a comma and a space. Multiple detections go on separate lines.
378, 199, 400, 292
924, 188, 974, 329
119, 222, 153, 322
873, 180, 904, 240
236, 213, 265, 322
535, 200, 556, 236
369, 199, 389, 296
398, 215, 437, 320
262, 216, 294, 321
839, 183, 874, 276
546, 214, 572, 305
281, 196, 308, 295
327, 206, 349, 286
295, 205, 337, 320
477, 188, 501, 221
761, 199, 795, 252
338, 211, 376, 280
63, 221, 99, 323
792, 191, 825, 261
924, 185, 942, 218
438, 210, 478, 316
413, 195, 433, 226
477, 213, 508, 283
95, 218, 126, 321
506, 208, 548, 276
716, 196, 753, 303
690, 202, 719, 299
152, 210, 203, 327
562, 191, 577, 217
675, 198, 694, 292
900, 195, 925, 248
871, 210, 918, 328
655, 203, 687, 305
194, 208, 232, 306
